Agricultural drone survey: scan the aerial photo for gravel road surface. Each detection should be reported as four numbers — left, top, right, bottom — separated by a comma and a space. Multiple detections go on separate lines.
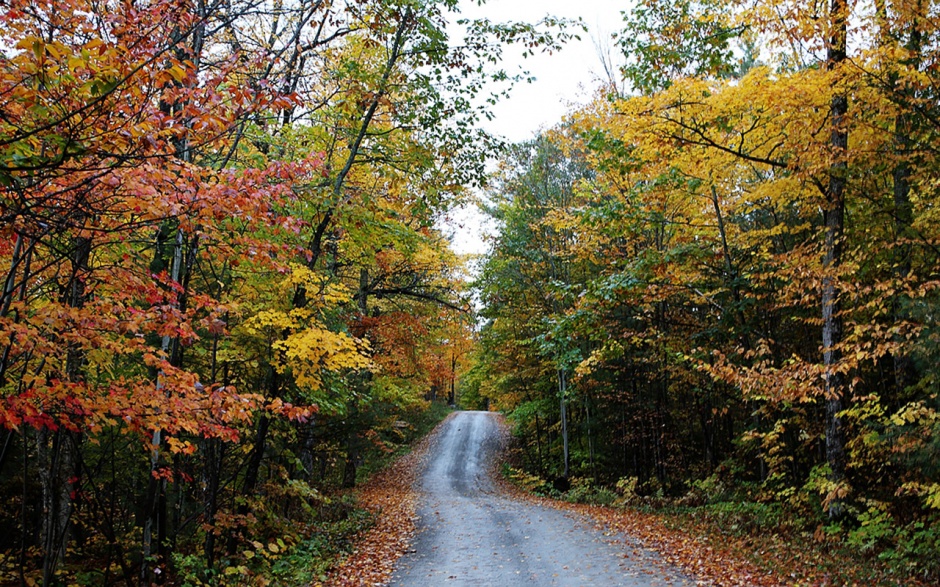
389, 411, 697, 586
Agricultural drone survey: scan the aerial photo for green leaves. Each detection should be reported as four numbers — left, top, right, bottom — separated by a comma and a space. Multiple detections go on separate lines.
617, 0, 745, 94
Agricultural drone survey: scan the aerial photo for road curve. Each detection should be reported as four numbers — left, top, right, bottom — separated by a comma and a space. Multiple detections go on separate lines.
389, 411, 696, 587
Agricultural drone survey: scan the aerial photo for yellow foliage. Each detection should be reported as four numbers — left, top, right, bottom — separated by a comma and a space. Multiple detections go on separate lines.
282, 264, 351, 307
273, 327, 370, 391
889, 402, 938, 427
245, 310, 296, 333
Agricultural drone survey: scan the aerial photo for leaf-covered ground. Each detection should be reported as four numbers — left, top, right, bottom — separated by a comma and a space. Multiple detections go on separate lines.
318, 414, 454, 586
496, 479, 931, 587
540, 500, 784, 587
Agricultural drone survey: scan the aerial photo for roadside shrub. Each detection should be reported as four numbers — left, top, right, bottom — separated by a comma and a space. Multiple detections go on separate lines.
171, 507, 373, 587
614, 476, 639, 506
846, 505, 940, 579
564, 477, 617, 506
699, 500, 785, 536
504, 465, 553, 495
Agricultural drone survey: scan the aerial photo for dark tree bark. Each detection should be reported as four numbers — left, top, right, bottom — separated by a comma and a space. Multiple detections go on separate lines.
38, 227, 91, 586
890, 8, 923, 396
822, 0, 849, 521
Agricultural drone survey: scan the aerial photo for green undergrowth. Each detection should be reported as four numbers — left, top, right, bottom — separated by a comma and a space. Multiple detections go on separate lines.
166, 403, 453, 587
173, 503, 373, 587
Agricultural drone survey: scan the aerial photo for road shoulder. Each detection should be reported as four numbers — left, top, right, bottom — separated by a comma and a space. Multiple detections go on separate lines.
318, 412, 456, 587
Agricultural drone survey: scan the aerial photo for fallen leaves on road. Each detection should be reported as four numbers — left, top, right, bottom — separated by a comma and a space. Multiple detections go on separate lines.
494, 465, 786, 586
561, 502, 784, 587
319, 414, 453, 587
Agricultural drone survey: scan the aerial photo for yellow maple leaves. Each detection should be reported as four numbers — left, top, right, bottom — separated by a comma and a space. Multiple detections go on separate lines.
241, 264, 372, 394
281, 264, 352, 307
273, 328, 370, 391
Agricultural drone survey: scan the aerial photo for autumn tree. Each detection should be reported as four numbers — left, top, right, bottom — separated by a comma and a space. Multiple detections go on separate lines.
476, 136, 600, 479
475, 0, 940, 578
0, 0, 578, 584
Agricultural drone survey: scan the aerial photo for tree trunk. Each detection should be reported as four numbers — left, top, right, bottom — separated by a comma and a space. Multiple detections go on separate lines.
449, 351, 457, 405
558, 368, 569, 479
873, 0, 922, 398
202, 438, 222, 573
37, 429, 75, 587
342, 432, 359, 489
227, 410, 271, 555
823, 0, 849, 520
142, 228, 183, 585
343, 268, 372, 489
534, 410, 544, 473
38, 230, 91, 585
585, 393, 596, 480
891, 109, 918, 395
890, 11, 922, 396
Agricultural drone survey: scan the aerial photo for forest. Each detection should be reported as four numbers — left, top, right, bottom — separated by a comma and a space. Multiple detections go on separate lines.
467, 0, 940, 582
0, 0, 572, 584
1, 0, 939, 585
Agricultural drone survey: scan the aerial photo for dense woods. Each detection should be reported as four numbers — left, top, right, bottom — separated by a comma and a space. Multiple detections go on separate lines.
0, 0, 575, 584
4, 0, 940, 584
470, 0, 940, 581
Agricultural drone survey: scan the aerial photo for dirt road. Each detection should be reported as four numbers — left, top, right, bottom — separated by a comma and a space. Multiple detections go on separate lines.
389, 411, 696, 586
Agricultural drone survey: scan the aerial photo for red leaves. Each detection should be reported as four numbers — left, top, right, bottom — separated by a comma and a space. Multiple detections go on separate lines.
264, 397, 316, 423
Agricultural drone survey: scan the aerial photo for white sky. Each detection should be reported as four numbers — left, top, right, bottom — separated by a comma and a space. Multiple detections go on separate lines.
443, 0, 627, 258
457, 0, 626, 143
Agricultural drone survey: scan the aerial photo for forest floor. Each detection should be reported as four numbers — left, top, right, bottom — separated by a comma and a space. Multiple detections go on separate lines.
527, 496, 932, 586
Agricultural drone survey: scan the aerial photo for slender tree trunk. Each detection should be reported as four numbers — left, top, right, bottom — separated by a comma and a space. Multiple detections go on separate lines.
342, 432, 360, 489
38, 429, 74, 587
450, 351, 457, 405
585, 393, 596, 480
0, 233, 24, 383
19, 427, 28, 585
203, 329, 225, 570
228, 406, 271, 555
0, 233, 33, 386
823, 0, 849, 520
343, 269, 372, 489
141, 10, 207, 575
299, 422, 317, 480
142, 228, 183, 585
891, 11, 922, 396
621, 400, 628, 474
202, 438, 222, 572
0, 429, 13, 477
558, 368, 570, 479
38, 229, 91, 586
873, 0, 921, 397
891, 110, 918, 395
534, 410, 544, 473
318, 451, 328, 482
